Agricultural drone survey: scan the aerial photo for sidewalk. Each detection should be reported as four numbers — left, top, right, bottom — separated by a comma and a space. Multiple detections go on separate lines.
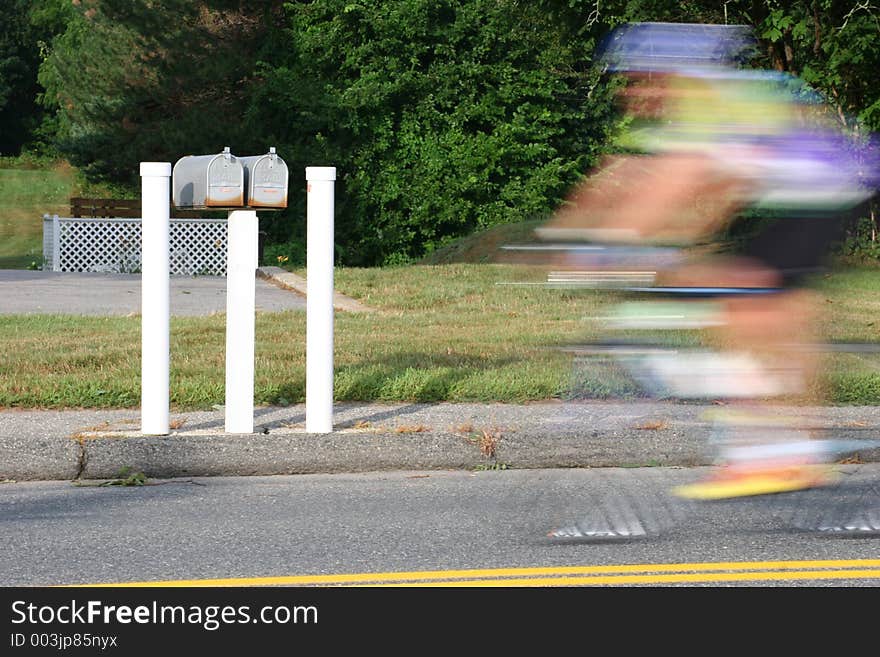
3, 400, 880, 482
0, 269, 308, 316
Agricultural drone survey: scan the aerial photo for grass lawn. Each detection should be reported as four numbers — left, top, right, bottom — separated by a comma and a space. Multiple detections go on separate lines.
0, 162, 77, 269
1, 263, 879, 410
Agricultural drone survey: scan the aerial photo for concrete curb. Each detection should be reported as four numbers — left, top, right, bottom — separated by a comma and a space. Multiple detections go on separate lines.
256, 266, 375, 313
3, 401, 880, 482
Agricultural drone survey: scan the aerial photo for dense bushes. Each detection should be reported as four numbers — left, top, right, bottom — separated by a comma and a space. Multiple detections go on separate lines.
248, 0, 621, 265
9, 0, 880, 266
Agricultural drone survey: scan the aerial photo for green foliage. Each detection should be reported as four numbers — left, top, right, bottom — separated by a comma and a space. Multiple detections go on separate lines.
8, 0, 877, 267
473, 462, 510, 471
827, 371, 880, 405
249, 0, 620, 265
838, 211, 880, 262
262, 239, 306, 268
721, 1, 880, 134
38, 1, 286, 186
0, 0, 70, 155
245, 0, 880, 266
0, 1, 37, 153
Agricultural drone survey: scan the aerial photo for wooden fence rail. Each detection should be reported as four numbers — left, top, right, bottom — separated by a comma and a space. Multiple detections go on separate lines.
70, 197, 203, 219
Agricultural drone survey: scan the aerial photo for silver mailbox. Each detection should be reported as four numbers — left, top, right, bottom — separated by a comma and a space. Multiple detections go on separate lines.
172, 147, 245, 209
240, 147, 288, 210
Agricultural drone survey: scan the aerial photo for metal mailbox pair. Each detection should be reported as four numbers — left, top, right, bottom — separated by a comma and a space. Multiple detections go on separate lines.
172, 147, 288, 210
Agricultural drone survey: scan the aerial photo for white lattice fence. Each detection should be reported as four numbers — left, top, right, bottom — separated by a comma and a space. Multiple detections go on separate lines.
169, 219, 228, 275
42, 215, 228, 275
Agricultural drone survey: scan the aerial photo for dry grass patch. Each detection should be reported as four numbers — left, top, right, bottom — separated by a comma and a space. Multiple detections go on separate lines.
634, 419, 669, 431
477, 428, 502, 458
394, 424, 431, 433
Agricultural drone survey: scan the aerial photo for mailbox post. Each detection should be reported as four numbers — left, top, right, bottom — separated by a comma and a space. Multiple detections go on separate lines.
225, 209, 258, 433
305, 167, 336, 434
140, 162, 172, 436
171, 147, 289, 435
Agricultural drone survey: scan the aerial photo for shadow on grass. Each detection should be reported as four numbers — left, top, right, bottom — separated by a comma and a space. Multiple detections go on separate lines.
0, 255, 38, 270
262, 349, 647, 408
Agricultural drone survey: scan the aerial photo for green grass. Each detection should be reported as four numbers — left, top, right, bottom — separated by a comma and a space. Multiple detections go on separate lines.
0, 158, 878, 408
0, 264, 599, 409
2, 263, 880, 409
808, 268, 880, 404
0, 157, 128, 269
0, 162, 76, 269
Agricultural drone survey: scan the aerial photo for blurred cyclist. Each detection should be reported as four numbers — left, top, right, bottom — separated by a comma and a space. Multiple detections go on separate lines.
537, 22, 878, 499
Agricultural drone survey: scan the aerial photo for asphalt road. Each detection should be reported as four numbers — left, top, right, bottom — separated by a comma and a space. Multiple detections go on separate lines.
2, 466, 880, 587
0, 269, 306, 316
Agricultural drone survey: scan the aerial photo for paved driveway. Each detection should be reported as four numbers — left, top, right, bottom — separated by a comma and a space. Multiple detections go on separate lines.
0, 270, 306, 316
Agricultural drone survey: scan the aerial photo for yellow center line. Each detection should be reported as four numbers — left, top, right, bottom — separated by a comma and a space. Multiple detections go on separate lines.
63, 559, 880, 588
367, 569, 880, 587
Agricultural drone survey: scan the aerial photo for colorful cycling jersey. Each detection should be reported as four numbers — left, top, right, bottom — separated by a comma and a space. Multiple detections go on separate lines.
620, 67, 876, 213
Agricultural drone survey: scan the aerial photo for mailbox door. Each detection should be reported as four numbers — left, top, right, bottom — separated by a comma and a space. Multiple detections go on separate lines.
247, 155, 288, 209
206, 154, 244, 207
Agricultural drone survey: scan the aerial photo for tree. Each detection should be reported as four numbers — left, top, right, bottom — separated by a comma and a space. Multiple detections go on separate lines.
38, 0, 286, 186
0, 0, 71, 155
725, 1, 880, 134
0, 2, 36, 154
249, 0, 623, 266
31, 0, 879, 265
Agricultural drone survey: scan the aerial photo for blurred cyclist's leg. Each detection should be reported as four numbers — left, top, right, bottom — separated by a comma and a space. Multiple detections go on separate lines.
671, 215, 846, 499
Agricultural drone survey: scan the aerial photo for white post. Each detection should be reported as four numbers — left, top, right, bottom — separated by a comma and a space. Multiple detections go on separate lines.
306, 167, 336, 434
225, 209, 258, 434
52, 215, 60, 272
254, 219, 260, 269
140, 162, 172, 436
